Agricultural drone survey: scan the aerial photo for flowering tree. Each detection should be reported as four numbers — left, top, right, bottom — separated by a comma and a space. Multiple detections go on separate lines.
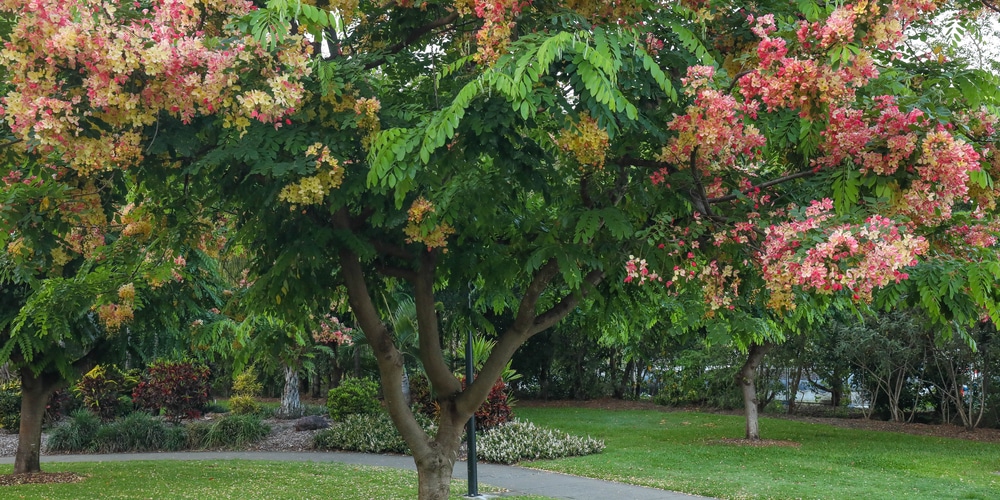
0, 0, 309, 473
621, 1, 1000, 438
6, 0, 999, 497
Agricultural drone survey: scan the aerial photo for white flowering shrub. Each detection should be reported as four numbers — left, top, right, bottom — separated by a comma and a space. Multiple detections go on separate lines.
476, 419, 604, 464
313, 412, 436, 454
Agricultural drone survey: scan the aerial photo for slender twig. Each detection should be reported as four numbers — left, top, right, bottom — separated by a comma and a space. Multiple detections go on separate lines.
707, 169, 816, 204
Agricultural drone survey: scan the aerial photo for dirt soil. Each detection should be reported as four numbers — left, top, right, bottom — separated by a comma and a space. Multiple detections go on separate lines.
0, 472, 85, 486
520, 398, 1000, 443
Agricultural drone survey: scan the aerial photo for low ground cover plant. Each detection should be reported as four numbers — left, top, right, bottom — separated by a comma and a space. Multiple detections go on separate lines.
47, 411, 269, 452
476, 419, 604, 464
314, 412, 435, 454
313, 410, 601, 464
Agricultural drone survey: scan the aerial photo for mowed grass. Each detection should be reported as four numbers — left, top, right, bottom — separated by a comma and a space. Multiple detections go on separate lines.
0, 460, 548, 500
518, 407, 1000, 500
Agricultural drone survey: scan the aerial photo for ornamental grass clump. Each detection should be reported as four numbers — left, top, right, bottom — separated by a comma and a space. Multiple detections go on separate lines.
47, 409, 102, 452
476, 419, 604, 465
202, 414, 271, 449
94, 412, 185, 453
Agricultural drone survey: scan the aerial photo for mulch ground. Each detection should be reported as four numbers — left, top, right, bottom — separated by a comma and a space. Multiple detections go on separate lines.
520, 398, 1000, 444
0, 472, 86, 486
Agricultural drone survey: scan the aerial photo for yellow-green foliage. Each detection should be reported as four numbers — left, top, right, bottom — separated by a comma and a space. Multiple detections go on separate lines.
229, 395, 261, 416
233, 369, 263, 397
0, 381, 21, 430
230, 368, 263, 415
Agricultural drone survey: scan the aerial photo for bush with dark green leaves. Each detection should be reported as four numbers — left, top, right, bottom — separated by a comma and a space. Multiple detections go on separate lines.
93, 412, 186, 452
326, 378, 380, 421
314, 412, 435, 454
75, 364, 138, 421
47, 409, 102, 452
476, 419, 604, 465
202, 414, 271, 449
0, 382, 21, 431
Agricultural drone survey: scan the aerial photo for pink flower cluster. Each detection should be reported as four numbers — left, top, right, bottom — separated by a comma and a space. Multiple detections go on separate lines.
815, 96, 923, 175
762, 200, 928, 311
624, 255, 661, 285
659, 66, 765, 175
0, 0, 311, 175
312, 314, 354, 346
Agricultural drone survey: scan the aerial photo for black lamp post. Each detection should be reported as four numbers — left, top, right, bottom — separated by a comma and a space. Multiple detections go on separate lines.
465, 329, 479, 497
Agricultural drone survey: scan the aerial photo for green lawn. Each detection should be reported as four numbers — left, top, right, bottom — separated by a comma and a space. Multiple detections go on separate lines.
0, 460, 546, 499
518, 407, 1000, 500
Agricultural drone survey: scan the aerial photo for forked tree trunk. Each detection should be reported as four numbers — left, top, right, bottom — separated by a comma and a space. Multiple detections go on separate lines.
278, 364, 302, 419
14, 368, 60, 474
738, 343, 774, 440
333, 216, 603, 500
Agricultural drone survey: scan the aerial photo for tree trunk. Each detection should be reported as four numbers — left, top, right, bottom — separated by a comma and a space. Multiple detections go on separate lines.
401, 367, 411, 407
787, 364, 803, 415
738, 343, 774, 440
14, 368, 58, 474
277, 364, 302, 419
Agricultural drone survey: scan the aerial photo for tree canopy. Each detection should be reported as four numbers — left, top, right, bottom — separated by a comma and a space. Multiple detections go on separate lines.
1, 0, 999, 497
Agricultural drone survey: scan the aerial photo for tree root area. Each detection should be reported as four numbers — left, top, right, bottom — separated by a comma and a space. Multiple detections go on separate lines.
0, 472, 86, 486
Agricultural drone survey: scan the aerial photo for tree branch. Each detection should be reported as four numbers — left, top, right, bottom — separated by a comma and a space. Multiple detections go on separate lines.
707, 169, 816, 204
333, 208, 430, 457
363, 12, 461, 70
414, 251, 461, 396
510, 259, 560, 333
531, 269, 605, 334
613, 155, 677, 175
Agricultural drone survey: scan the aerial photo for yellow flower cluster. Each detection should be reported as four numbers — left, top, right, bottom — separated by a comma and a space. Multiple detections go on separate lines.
403, 197, 455, 251
354, 97, 381, 149
278, 143, 345, 208
554, 114, 610, 169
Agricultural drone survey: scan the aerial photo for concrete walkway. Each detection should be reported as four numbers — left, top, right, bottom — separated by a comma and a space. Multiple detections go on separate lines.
0, 451, 711, 499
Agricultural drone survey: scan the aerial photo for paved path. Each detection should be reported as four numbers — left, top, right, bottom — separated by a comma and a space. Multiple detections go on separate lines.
0, 451, 711, 499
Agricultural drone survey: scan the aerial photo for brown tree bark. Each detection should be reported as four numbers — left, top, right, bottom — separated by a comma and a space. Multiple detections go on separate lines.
14, 368, 61, 474
738, 343, 775, 440
334, 210, 603, 499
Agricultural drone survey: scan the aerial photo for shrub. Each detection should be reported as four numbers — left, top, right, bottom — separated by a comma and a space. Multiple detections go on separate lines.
476, 419, 605, 465
0, 382, 21, 431
132, 360, 210, 421
232, 369, 263, 397
408, 374, 438, 418
45, 389, 79, 424
228, 367, 263, 416
314, 412, 435, 454
93, 412, 185, 453
228, 395, 261, 416
474, 378, 514, 431
184, 420, 213, 449
75, 365, 138, 421
202, 401, 229, 414
47, 409, 102, 452
326, 378, 380, 421
202, 415, 271, 449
